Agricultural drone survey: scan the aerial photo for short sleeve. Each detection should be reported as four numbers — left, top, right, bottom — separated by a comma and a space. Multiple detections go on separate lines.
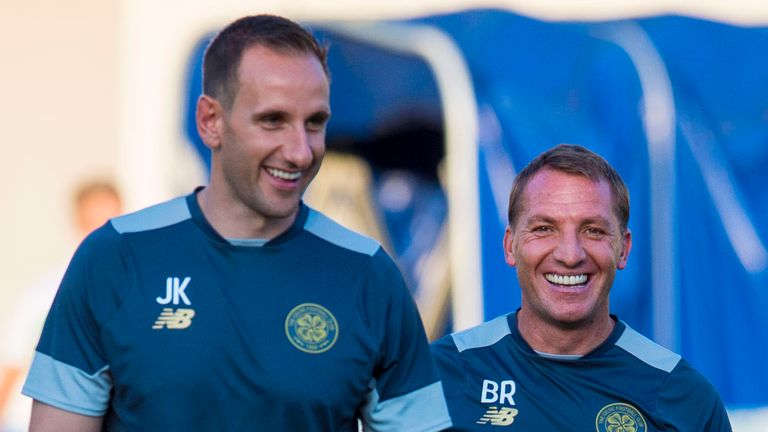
22, 224, 130, 416
358, 249, 452, 432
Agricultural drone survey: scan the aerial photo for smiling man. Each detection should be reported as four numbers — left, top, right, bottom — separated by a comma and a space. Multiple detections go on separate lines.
431, 144, 731, 431
22, 15, 451, 432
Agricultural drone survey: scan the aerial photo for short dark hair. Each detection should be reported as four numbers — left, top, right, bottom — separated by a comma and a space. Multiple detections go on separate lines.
507, 144, 630, 232
202, 14, 329, 109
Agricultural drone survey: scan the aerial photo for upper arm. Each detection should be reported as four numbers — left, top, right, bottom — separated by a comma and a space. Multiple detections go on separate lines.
30, 400, 103, 432
359, 251, 452, 431
23, 228, 125, 420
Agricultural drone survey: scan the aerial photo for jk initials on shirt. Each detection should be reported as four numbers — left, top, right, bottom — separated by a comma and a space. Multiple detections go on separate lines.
157, 277, 192, 305
481, 379, 516, 405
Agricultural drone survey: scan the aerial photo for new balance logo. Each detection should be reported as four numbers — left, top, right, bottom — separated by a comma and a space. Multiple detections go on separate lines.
152, 308, 195, 329
157, 277, 191, 305
476, 406, 519, 426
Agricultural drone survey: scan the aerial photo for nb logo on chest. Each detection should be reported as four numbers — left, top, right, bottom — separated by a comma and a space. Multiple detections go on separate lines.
152, 308, 195, 329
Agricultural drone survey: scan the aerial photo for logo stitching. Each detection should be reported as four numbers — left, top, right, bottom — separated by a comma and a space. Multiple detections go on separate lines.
152, 308, 195, 329
285, 303, 338, 354
596, 402, 647, 432
476, 406, 519, 426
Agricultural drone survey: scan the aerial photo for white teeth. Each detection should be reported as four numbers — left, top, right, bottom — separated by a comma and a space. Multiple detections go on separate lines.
266, 168, 301, 180
545, 273, 588, 286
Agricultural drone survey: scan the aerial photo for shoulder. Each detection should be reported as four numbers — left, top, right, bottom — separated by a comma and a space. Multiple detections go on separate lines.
109, 195, 191, 235
301, 208, 408, 327
71, 195, 191, 268
431, 315, 512, 371
614, 323, 681, 373
302, 207, 401, 297
616, 324, 730, 428
301, 207, 382, 257
63, 196, 192, 315
431, 315, 513, 404
444, 314, 512, 354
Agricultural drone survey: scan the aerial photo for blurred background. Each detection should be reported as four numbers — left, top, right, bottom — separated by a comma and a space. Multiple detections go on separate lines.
1, 0, 767, 430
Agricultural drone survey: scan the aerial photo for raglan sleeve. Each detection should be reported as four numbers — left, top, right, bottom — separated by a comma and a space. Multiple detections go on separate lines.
358, 248, 452, 432
22, 224, 129, 417
656, 360, 733, 432
430, 335, 467, 418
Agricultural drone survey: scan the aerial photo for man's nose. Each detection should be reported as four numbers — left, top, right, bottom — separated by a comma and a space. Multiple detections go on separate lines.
552, 230, 587, 266
283, 126, 314, 168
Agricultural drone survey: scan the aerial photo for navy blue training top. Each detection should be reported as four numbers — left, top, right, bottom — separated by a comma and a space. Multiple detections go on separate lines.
431, 312, 731, 431
24, 190, 451, 431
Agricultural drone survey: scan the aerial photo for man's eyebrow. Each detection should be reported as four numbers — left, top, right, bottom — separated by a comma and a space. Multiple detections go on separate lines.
309, 109, 331, 119
523, 215, 556, 225
581, 216, 613, 226
522, 214, 614, 226
252, 109, 287, 118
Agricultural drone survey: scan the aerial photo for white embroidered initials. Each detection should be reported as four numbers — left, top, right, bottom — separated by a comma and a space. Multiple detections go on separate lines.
481, 379, 516, 405
156, 277, 192, 305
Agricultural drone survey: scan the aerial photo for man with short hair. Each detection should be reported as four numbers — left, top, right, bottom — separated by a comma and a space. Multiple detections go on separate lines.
431, 144, 731, 431
23, 14, 451, 432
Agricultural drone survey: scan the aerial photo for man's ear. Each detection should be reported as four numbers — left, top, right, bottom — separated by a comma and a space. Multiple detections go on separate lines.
503, 226, 517, 267
196, 94, 224, 150
617, 228, 632, 270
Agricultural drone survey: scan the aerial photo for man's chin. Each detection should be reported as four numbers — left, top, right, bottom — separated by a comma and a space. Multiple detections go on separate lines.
547, 309, 599, 330
269, 195, 307, 216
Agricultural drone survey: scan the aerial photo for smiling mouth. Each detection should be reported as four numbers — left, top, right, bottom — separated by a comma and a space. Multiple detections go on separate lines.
266, 167, 301, 181
545, 273, 588, 286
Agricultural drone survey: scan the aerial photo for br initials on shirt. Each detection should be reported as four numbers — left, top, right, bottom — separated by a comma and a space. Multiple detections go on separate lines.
480, 379, 516, 405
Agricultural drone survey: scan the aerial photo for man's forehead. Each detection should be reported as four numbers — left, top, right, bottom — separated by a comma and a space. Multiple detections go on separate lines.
519, 171, 616, 215
238, 43, 323, 72
522, 170, 608, 197
521, 212, 615, 226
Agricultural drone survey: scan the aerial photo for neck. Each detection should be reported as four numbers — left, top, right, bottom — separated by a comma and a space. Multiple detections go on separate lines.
196, 186, 296, 240
516, 310, 615, 356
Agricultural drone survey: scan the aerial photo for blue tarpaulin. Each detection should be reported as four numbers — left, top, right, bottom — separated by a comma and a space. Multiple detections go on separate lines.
184, 9, 768, 408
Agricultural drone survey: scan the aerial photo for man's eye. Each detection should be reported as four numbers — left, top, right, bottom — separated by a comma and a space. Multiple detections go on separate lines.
532, 226, 552, 233
585, 227, 606, 236
306, 115, 329, 132
259, 115, 283, 129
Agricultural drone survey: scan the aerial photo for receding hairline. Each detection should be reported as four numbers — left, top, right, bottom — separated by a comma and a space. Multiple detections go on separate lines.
507, 144, 630, 232
236, 43, 328, 76
515, 169, 622, 226
218, 44, 330, 114
201, 14, 330, 109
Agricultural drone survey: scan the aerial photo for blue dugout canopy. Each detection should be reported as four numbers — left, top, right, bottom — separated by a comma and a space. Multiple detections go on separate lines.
183, 9, 768, 409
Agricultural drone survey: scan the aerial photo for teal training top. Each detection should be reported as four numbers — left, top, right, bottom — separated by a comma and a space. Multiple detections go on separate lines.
431, 312, 731, 431
24, 190, 452, 432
